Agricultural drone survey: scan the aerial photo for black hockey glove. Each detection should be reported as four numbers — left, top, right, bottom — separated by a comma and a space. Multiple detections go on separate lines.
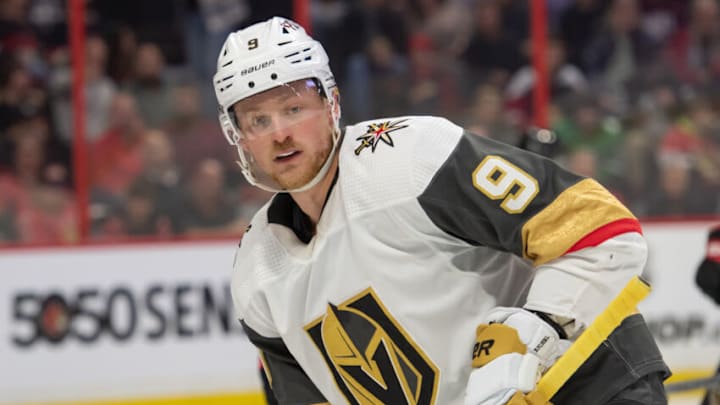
695, 225, 720, 305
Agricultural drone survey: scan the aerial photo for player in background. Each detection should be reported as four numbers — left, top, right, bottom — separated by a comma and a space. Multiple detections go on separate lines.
214, 17, 670, 405
695, 224, 720, 405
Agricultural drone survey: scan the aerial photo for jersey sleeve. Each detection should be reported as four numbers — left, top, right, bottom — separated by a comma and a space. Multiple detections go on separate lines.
416, 129, 640, 266
242, 321, 327, 404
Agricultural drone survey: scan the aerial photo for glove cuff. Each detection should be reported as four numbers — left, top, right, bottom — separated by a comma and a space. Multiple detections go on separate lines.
482, 307, 567, 371
465, 353, 540, 405
528, 310, 568, 339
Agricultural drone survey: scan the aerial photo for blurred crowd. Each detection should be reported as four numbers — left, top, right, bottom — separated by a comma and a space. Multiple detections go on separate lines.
0, 0, 719, 246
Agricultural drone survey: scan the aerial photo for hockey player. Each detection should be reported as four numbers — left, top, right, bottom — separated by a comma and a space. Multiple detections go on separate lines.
213, 17, 669, 405
695, 224, 720, 405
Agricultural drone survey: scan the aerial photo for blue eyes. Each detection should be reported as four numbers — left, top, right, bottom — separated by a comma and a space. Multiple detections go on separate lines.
250, 115, 271, 129
247, 105, 303, 130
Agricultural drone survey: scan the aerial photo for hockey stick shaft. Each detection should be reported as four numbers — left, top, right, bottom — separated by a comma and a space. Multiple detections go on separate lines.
535, 276, 652, 401
665, 374, 720, 393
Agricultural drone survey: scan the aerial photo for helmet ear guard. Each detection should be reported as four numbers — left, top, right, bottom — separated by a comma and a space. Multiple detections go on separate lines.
218, 107, 240, 146
218, 106, 260, 188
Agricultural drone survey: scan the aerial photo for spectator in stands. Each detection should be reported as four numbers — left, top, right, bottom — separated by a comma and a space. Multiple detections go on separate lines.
140, 129, 180, 192
178, 158, 243, 237
344, 34, 409, 121
642, 153, 717, 216
183, 0, 248, 115
553, 94, 624, 179
106, 25, 138, 86
0, 196, 17, 242
342, 0, 410, 58
0, 59, 69, 170
633, 74, 683, 142
664, 0, 720, 85
0, 54, 46, 135
124, 43, 172, 128
14, 163, 77, 244
26, 0, 67, 50
90, 92, 146, 196
138, 129, 184, 233
183, 0, 248, 81
658, 95, 720, 205
338, 0, 410, 121
638, 0, 688, 28
3, 0, 718, 245
463, 83, 519, 145
0, 126, 41, 242
0, 0, 31, 41
164, 83, 236, 174
0, 0, 46, 83
619, 111, 662, 206
460, 0, 525, 88
309, 0, 352, 87
638, 93, 720, 217
505, 36, 588, 127
100, 177, 172, 239
50, 34, 117, 143
313, 0, 410, 91
559, 0, 606, 68
245, 0, 293, 24
582, 0, 658, 112
91, 0, 185, 65
406, 33, 463, 119
696, 124, 720, 192
235, 181, 272, 228
566, 147, 599, 179
5, 115, 51, 188
405, 0, 473, 58
4, 122, 77, 245
563, 145, 630, 201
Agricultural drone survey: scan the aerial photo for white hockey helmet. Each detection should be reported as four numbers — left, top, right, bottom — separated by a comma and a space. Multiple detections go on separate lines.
213, 17, 341, 193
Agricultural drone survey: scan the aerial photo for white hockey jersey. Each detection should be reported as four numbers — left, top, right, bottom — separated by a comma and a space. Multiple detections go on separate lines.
231, 116, 649, 404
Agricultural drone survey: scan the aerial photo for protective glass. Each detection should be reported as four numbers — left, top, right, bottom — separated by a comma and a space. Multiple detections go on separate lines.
225, 78, 337, 192
228, 78, 328, 140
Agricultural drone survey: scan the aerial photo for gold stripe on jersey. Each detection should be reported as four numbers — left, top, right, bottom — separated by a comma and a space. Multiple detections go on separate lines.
522, 178, 635, 265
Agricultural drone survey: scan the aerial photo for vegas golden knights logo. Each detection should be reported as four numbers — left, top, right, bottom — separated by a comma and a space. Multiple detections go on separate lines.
305, 288, 439, 404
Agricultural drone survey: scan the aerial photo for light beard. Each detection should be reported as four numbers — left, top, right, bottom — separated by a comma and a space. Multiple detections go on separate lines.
272, 140, 333, 190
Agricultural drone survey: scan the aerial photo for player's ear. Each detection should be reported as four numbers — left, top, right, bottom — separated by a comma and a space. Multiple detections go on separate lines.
326, 105, 334, 127
331, 88, 341, 121
326, 89, 340, 127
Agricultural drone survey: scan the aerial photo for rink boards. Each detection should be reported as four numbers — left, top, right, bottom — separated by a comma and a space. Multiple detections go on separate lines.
0, 221, 719, 404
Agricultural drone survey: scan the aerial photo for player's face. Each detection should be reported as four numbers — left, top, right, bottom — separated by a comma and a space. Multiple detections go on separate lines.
232, 79, 334, 190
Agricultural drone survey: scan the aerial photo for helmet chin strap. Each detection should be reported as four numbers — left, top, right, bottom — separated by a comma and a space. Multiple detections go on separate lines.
238, 128, 341, 194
